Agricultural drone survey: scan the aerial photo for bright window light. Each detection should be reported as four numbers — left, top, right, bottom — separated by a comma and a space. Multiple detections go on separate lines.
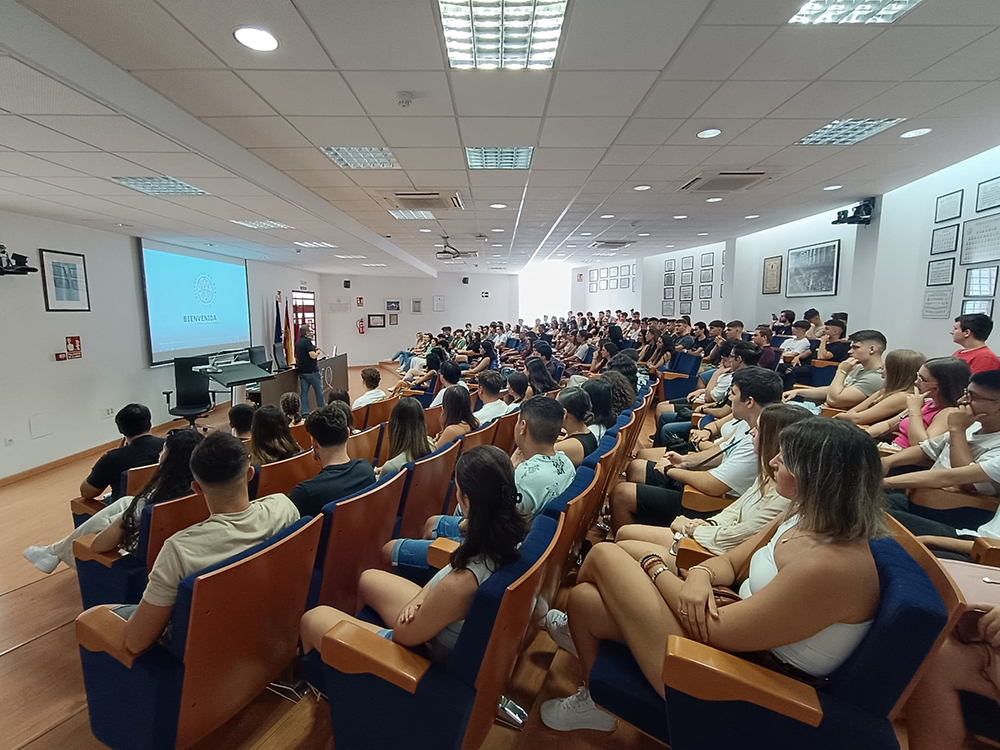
797, 118, 905, 145
234, 27, 279, 51
321, 146, 398, 169
438, 0, 568, 70
230, 219, 293, 229
111, 176, 208, 195
466, 146, 533, 169
389, 210, 436, 220
790, 0, 926, 24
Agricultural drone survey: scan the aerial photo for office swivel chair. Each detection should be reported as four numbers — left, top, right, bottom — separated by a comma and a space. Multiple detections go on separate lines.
273, 344, 288, 371
162, 356, 214, 429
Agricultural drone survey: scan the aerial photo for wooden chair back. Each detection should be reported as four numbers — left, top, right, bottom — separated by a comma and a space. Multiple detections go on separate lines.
573, 464, 606, 558
462, 516, 564, 750
255, 450, 321, 498
289, 422, 310, 450
610, 410, 639, 482
375, 422, 391, 467
351, 405, 369, 431
176, 516, 322, 747
492, 411, 518, 455
365, 395, 399, 429
346, 424, 382, 464
590, 433, 623, 527
460, 420, 500, 453
145, 492, 210, 570
397, 441, 462, 539
315, 469, 408, 612
909, 487, 1000, 514
125, 463, 159, 497
424, 404, 443, 437
468, 387, 479, 413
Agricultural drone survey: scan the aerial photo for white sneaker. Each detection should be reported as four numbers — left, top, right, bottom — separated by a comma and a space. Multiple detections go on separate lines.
540, 687, 617, 732
542, 609, 578, 657
24, 545, 60, 574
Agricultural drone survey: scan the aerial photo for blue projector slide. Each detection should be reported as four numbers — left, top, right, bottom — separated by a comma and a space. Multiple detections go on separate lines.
141, 245, 251, 364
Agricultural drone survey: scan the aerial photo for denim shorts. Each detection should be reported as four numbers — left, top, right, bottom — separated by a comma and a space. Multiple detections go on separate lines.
390, 515, 464, 571
377, 627, 393, 641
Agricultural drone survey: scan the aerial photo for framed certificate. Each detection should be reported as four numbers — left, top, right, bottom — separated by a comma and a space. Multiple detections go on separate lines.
680, 271, 694, 285
700, 268, 714, 283
977, 177, 1000, 213
619, 264, 630, 276
621, 277, 630, 289
589, 269, 598, 282
599, 279, 608, 290
609, 266, 618, 278
664, 259, 675, 272
588, 282, 597, 293
699, 284, 713, 299
679, 301, 692, 315
599, 267, 608, 279
960, 214, 1000, 265
662, 300, 675, 316
663, 287, 675, 300
679, 285, 693, 301
922, 288, 954, 319
935, 189, 963, 223
700, 252, 714, 267
965, 266, 998, 297
681, 256, 695, 271
762, 255, 782, 295
609, 278, 619, 289
930, 224, 959, 256
664, 272, 675, 286
926, 258, 954, 287
699, 300, 711, 311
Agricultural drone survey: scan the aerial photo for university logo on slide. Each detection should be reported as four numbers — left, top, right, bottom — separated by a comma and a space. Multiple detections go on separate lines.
193, 274, 217, 305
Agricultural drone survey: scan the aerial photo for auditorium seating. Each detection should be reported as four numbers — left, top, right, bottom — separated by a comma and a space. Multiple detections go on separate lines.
350, 404, 368, 429
491, 410, 518, 454
76, 515, 322, 750
423, 404, 443, 437
681, 484, 735, 514
289, 422, 309, 450
71, 462, 160, 528
345, 424, 381, 465
907, 486, 998, 531
364, 395, 398, 430
656, 351, 702, 401
811, 358, 840, 387
254, 449, 321, 498
394, 440, 461, 539
459, 419, 499, 453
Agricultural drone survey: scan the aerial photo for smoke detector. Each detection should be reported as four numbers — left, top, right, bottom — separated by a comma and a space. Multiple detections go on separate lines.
396, 91, 413, 109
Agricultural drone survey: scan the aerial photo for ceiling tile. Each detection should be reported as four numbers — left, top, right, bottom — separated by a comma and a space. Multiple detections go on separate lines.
114, 152, 237, 178
450, 71, 552, 117
662, 25, 775, 80
913, 30, 1000, 82
531, 148, 606, 171
637, 81, 720, 118
183, 177, 272, 196
601, 145, 658, 166
286, 116, 385, 148
539, 117, 627, 148
238, 71, 364, 116
0, 116, 98, 151
693, 80, 809, 119
647, 145, 720, 165
392, 148, 466, 171
458, 118, 541, 146
406, 170, 470, 187
26, 115, 185, 151
729, 118, 831, 146
202, 117, 312, 148
0, 176, 80, 195
372, 117, 461, 148
757, 145, 846, 167
768, 81, 895, 119
345, 170, 414, 188
249, 147, 340, 171
897, 0, 1000, 25
133, 71, 274, 117
546, 72, 658, 117
664, 118, 759, 145
342, 72, 453, 117
614, 119, 683, 145
0, 58, 113, 115
700, 0, 804, 25
34, 176, 141, 195
0, 153, 86, 177
701, 144, 784, 166
469, 172, 532, 188
627, 164, 693, 182
589, 165, 637, 181
849, 81, 983, 119
823, 26, 990, 81
530, 171, 591, 187
731, 26, 882, 81
921, 82, 1000, 119
284, 169, 355, 187
30, 152, 159, 178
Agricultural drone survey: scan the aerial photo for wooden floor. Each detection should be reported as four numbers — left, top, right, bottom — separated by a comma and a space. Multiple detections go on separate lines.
0, 365, 668, 750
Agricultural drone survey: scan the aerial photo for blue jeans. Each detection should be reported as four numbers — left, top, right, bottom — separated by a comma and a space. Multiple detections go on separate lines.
299, 371, 325, 415
391, 350, 415, 370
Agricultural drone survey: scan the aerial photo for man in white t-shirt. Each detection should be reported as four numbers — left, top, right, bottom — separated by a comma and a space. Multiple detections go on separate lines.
429, 361, 468, 408
779, 320, 813, 356
93, 433, 300, 655
352, 367, 387, 409
610, 367, 783, 532
472, 370, 508, 425
511, 396, 577, 517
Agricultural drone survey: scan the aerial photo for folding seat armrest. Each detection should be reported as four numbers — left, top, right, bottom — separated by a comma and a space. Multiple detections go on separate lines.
681, 486, 734, 513
792, 384, 810, 390
909, 487, 999, 512
322, 620, 431, 694
660, 371, 693, 380
73, 534, 120, 568
427, 537, 460, 569
820, 406, 844, 418
76, 605, 139, 668
71, 497, 104, 518
675, 539, 714, 571
973, 537, 1000, 568
662, 635, 823, 727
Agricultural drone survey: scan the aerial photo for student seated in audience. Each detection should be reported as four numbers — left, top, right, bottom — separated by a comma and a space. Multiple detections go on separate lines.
610, 367, 783, 533
428, 360, 468, 408
471, 370, 507, 424
389, 331, 427, 374
600, 370, 636, 418
379, 398, 436, 478
673, 319, 695, 351
302, 446, 528, 661
832, 349, 925, 426
509, 396, 578, 516
780, 318, 849, 388
952, 313, 1000, 374
906, 603, 1000, 750
466, 339, 498, 378
783, 328, 886, 409
704, 320, 728, 365
554, 388, 599, 467
771, 309, 795, 336
352, 367, 387, 409
614, 404, 814, 574
635, 329, 658, 366
24, 429, 204, 574
867, 357, 970, 448
581, 379, 616, 441
751, 326, 777, 369
505, 372, 529, 413
525, 355, 559, 397
279, 392, 303, 426
248, 405, 301, 467
803, 307, 824, 338
533, 341, 562, 382
228, 403, 255, 439
325, 388, 351, 408
606, 352, 639, 392
589, 340, 617, 374
539, 419, 886, 731
78, 403, 165, 503
435, 385, 480, 448
776, 320, 813, 369
97, 433, 300, 654
288, 404, 376, 517
396, 349, 443, 393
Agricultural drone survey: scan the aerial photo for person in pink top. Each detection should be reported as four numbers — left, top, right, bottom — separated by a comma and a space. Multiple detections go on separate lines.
867, 357, 970, 448
953, 313, 1000, 374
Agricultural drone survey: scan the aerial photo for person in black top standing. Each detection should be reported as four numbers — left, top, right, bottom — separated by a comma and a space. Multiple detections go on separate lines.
81, 404, 165, 502
296, 324, 325, 416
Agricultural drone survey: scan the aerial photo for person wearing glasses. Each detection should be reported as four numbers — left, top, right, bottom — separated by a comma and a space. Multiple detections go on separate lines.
882, 369, 1000, 561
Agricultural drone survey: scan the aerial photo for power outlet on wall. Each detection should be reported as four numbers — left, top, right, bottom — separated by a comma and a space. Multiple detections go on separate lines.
3, 438, 13, 448
100, 407, 115, 420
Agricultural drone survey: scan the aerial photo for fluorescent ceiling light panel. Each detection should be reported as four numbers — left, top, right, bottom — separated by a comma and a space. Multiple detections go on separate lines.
389, 210, 436, 220
797, 117, 905, 145
362, 263, 387, 267
230, 219, 292, 229
592, 252, 617, 257
111, 176, 208, 195
334, 254, 366, 259
789, 0, 926, 24
465, 146, 533, 169
294, 241, 337, 248
438, 0, 568, 70
321, 146, 398, 169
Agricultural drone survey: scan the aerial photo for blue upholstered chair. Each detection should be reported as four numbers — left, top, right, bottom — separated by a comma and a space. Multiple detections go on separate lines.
588, 522, 961, 749
657, 351, 703, 401
393, 440, 461, 538
76, 515, 322, 750
305, 514, 561, 750
810, 359, 840, 387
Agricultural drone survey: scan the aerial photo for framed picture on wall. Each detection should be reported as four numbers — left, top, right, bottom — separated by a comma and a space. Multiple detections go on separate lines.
599, 267, 609, 279
681, 270, 693, 285
700, 300, 711, 311
935, 189, 964, 223
699, 284, 713, 299
385, 299, 401, 311
411, 298, 422, 314
762, 255, 782, 295
976, 177, 1000, 213
662, 300, 675, 316
679, 301, 692, 315
926, 257, 955, 287
619, 264, 630, 276
621, 277, 630, 289
965, 266, 998, 297
786, 240, 840, 297
599, 279, 608, 290
922, 288, 954, 319
609, 278, 619, 289
589, 269, 598, 282
679, 285, 693, 301
368, 314, 386, 328
609, 266, 618, 278
663, 287, 675, 300
433, 295, 445, 312
665, 259, 675, 272
700, 252, 714, 267
589, 282, 597, 293
664, 272, 675, 286
700, 268, 714, 283
961, 214, 1000, 265
963, 299, 994, 316
930, 224, 960, 255
681, 256, 695, 271
389, 313, 398, 326
39, 249, 91, 312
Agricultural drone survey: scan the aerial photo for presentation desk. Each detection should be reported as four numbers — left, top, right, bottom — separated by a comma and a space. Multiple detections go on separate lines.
258, 353, 349, 408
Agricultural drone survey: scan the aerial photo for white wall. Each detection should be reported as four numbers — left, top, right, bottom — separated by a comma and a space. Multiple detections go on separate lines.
246, 259, 322, 352
640, 242, 726, 322
570, 259, 639, 313
318, 272, 519, 365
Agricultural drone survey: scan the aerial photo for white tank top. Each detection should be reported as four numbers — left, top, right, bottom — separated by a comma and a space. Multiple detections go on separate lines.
738, 515, 873, 677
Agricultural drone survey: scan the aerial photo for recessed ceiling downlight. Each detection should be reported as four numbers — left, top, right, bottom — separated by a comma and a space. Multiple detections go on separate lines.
633, 184, 652, 191
697, 128, 722, 139
900, 127, 933, 139
234, 27, 279, 52
823, 184, 843, 191
706, 197, 723, 203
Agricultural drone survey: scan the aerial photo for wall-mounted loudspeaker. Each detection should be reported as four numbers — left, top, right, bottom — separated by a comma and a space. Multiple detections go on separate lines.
344, 280, 351, 289
462, 276, 469, 285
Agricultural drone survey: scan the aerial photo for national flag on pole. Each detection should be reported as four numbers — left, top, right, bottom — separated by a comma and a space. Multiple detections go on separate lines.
274, 299, 282, 345
284, 300, 294, 367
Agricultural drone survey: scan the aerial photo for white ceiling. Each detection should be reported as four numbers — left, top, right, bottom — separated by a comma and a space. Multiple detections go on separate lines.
0, 0, 998, 277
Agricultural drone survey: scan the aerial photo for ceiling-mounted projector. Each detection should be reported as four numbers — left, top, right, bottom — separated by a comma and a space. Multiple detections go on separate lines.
435, 236, 479, 261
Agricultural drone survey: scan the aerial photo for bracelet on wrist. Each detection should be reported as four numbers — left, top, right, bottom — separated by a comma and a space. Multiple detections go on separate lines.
641, 555, 665, 572
640, 554, 661, 570
650, 565, 668, 584
689, 564, 717, 584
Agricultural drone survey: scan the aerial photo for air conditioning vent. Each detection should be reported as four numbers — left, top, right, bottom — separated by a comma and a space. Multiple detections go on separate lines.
377, 190, 465, 211
677, 171, 773, 193
588, 240, 633, 250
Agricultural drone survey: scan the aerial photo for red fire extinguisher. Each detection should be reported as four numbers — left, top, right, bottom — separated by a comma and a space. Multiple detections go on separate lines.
357, 318, 365, 334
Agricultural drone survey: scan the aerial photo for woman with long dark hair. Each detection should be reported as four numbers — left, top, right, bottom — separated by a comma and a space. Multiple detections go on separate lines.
23, 429, 204, 573
301, 445, 528, 660
380, 397, 436, 477
647, 332, 674, 370
525, 355, 559, 398
248, 405, 301, 466
436, 385, 480, 448
505, 372, 529, 413
581, 379, 616, 441
600, 369, 636, 417
554, 388, 599, 466
588, 339, 617, 374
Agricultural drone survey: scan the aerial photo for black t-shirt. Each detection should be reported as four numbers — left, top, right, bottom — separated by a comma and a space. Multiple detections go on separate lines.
295, 336, 318, 373
568, 430, 598, 458
825, 341, 850, 362
288, 458, 377, 517
773, 324, 792, 336
86, 434, 165, 500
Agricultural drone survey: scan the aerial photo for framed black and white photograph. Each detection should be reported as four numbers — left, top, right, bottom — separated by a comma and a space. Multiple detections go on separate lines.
762, 255, 782, 295
621, 277, 630, 289
965, 266, 998, 297
681, 256, 695, 271
977, 177, 1000, 213
961, 214, 1000, 265
935, 189, 964, 223
700, 252, 714, 267
665, 259, 675, 272
700, 300, 711, 311
589, 269, 598, 282
39, 249, 90, 312
599, 267, 608, 279
368, 314, 386, 329
599, 279, 608, 290
663, 287, 675, 300
679, 301, 692, 315
411, 298, 422, 314
609, 266, 618, 278
389, 313, 398, 326
679, 285, 693, 301
385, 299, 401, 312
699, 284, 713, 299
609, 278, 619, 289
700, 268, 714, 283
963, 299, 994, 316
681, 270, 693, 285
926, 258, 955, 287
619, 264, 630, 276
662, 300, 675, 316
664, 272, 675, 286
930, 224, 960, 256
589, 282, 597, 293
785, 240, 840, 298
